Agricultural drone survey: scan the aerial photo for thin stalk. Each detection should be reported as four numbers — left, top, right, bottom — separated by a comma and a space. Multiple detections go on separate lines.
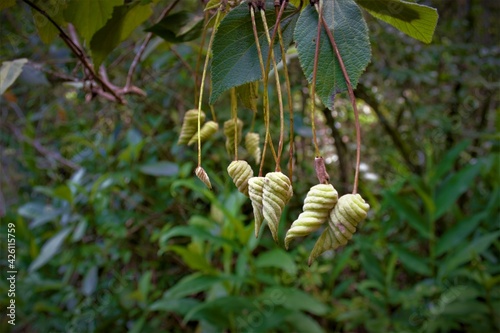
251, 6, 277, 176
260, 9, 285, 172
310, 2, 322, 157
194, 10, 210, 107
317, 2, 362, 194
197, 10, 221, 167
275, 3, 295, 179
230, 88, 238, 160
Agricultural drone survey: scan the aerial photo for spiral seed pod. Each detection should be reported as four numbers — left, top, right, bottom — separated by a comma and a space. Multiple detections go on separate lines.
284, 184, 338, 249
245, 132, 261, 163
248, 176, 265, 237
223, 118, 243, 155
308, 194, 370, 265
178, 109, 206, 145
227, 160, 254, 196
195, 166, 212, 190
263, 172, 293, 243
188, 121, 219, 146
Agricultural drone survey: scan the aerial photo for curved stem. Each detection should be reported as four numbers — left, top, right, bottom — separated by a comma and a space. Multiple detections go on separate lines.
311, 3, 322, 157
317, 3, 361, 194
197, 10, 220, 167
275, 2, 295, 179
260, 9, 284, 172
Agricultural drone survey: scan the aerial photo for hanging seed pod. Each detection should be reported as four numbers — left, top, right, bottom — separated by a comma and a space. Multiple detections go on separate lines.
178, 109, 206, 145
227, 160, 253, 196
263, 172, 293, 243
223, 118, 243, 156
248, 176, 265, 237
195, 166, 212, 190
188, 121, 219, 146
245, 132, 261, 163
284, 184, 338, 249
308, 194, 370, 265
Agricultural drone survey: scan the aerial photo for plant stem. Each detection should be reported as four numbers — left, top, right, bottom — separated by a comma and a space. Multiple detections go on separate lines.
197, 10, 221, 167
260, 9, 285, 172
311, 3, 322, 158
230, 88, 238, 160
275, 2, 295, 179
250, 6, 277, 176
317, 3, 362, 194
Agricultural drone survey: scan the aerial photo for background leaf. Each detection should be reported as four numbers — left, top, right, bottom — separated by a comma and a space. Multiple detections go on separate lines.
145, 11, 204, 43
0, 58, 28, 95
28, 228, 71, 272
139, 161, 179, 176
294, 0, 371, 110
64, 0, 123, 43
90, 3, 152, 68
355, 0, 438, 43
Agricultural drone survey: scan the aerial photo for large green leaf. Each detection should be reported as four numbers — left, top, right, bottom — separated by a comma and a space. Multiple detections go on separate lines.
0, 58, 27, 95
90, 3, 152, 69
209, 0, 299, 104
64, 0, 123, 43
294, 0, 371, 110
355, 0, 438, 44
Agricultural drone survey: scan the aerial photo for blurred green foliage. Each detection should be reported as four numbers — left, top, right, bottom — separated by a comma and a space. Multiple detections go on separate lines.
1, 1, 499, 332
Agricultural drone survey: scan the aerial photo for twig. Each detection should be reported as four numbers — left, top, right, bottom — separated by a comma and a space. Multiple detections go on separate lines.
22, 0, 125, 104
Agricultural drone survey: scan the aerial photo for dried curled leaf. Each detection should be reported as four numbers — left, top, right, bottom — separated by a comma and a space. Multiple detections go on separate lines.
308, 194, 370, 265
223, 118, 243, 156
248, 176, 265, 237
284, 184, 338, 249
178, 109, 206, 145
263, 172, 293, 243
227, 160, 254, 196
245, 132, 261, 163
188, 121, 219, 146
195, 166, 212, 189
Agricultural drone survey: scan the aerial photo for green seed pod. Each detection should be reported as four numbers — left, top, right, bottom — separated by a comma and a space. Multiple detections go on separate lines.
195, 166, 212, 190
263, 172, 293, 243
188, 121, 219, 146
308, 194, 370, 265
284, 184, 338, 249
178, 109, 206, 145
223, 118, 243, 156
245, 132, 261, 163
248, 176, 265, 237
227, 160, 253, 196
